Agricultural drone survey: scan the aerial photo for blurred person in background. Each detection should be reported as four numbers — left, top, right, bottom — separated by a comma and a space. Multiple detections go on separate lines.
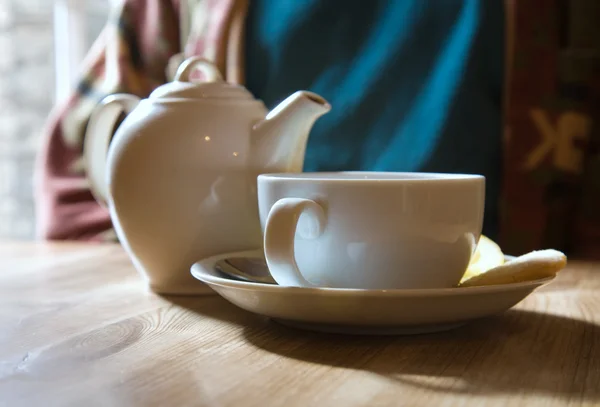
35, 0, 600, 258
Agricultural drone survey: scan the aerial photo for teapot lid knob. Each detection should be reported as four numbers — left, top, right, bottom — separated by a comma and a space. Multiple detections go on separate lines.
174, 57, 223, 83
148, 56, 255, 100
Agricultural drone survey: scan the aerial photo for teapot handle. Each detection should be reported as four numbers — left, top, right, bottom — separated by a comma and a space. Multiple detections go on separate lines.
83, 94, 140, 207
174, 57, 224, 83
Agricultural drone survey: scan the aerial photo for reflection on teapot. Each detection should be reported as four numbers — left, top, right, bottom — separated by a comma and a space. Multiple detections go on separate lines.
83, 57, 330, 294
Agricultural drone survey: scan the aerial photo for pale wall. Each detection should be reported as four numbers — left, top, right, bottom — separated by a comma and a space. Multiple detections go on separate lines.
0, 0, 108, 239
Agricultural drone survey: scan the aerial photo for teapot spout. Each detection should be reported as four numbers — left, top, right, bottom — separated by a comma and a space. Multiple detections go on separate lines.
252, 91, 331, 173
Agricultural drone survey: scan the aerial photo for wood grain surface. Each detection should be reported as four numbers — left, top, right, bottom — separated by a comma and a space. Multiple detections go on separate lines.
1, 241, 599, 407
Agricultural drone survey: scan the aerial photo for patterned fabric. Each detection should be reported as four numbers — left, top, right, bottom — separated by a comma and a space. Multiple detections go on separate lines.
501, 0, 600, 259
34, 0, 240, 241
35, 0, 600, 259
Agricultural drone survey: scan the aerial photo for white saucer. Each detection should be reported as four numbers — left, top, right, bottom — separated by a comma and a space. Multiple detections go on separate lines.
190, 250, 554, 335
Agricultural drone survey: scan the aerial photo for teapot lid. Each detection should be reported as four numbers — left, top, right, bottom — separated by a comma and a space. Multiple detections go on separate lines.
148, 57, 254, 100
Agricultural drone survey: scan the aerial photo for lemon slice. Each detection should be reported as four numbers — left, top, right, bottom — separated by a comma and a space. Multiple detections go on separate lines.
461, 235, 504, 283
459, 249, 566, 287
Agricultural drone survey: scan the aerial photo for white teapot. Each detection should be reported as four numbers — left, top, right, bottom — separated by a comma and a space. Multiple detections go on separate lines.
83, 57, 330, 294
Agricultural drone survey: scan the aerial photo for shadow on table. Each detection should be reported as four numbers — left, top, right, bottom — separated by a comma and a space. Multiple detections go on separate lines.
239, 309, 600, 400
157, 293, 599, 400
158, 293, 270, 327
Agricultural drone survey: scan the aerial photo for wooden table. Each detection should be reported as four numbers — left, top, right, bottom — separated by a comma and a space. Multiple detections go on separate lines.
1, 241, 599, 406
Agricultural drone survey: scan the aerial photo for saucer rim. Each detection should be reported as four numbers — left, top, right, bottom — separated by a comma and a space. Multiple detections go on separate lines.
190, 250, 556, 297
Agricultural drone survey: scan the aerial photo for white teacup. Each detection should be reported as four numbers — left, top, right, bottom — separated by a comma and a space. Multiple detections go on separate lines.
257, 172, 485, 290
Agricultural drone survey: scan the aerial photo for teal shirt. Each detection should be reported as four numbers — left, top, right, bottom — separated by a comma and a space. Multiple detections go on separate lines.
245, 0, 504, 238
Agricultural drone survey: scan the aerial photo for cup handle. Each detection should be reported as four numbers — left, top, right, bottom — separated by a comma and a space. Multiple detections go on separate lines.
83, 94, 140, 207
263, 198, 327, 287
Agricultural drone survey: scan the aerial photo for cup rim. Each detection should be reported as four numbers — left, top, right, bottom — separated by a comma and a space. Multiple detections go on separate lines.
258, 171, 485, 182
